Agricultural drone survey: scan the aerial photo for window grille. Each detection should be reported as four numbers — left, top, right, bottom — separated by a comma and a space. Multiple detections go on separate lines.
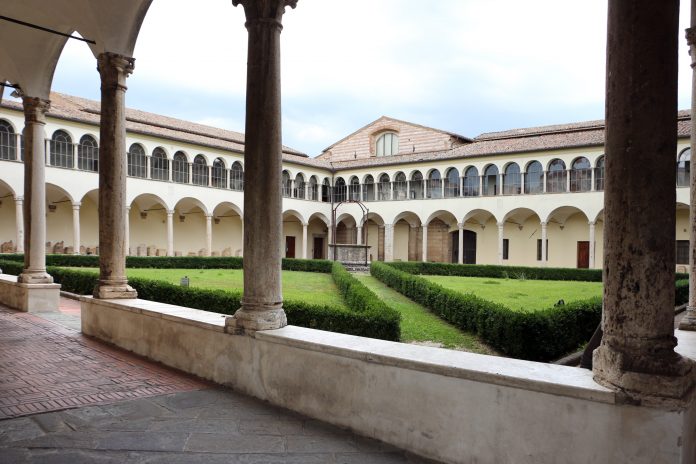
128, 144, 147, 178
172, 152, 189, 184
50, 130, 74, 168
77, 135, 98, 172
151, 147, 169, 180
0, 120, 16, 161
192, 155, 209, 186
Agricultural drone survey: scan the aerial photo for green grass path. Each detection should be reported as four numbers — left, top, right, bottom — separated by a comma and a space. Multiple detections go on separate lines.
355, 274, 492, 354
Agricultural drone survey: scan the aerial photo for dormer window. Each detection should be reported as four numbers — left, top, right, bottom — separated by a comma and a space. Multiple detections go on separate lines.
376, 132, 399, 157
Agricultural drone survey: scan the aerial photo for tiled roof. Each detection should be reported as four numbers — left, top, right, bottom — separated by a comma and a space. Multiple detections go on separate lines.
0, 93, 336, 170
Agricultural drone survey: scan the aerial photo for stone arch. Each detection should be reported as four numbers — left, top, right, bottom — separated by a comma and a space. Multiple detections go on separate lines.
45, 183, 76, 253
392, 211, 423, 262
0, 179, 18, 251
213, 201, 243, 257
283, 209, 306, 224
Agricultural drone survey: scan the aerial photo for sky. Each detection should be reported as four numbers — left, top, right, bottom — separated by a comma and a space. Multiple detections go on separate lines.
36, 0, 694, 157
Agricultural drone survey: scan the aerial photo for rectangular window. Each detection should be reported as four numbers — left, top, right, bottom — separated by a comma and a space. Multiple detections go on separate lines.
676, 240, 690, 265
537, 239, 549, 261
503, 239, 509, 260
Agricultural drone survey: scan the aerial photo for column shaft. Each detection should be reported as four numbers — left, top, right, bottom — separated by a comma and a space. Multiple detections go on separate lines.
167, 211, 174, 257
384, 224, 394, 262
540, 222, 547, 265
457, 223, 464, 264
497, 222, 504, 264
229, 0, 297, 332
15, 197, 24, 253
93, 52, 137, 299
72, 203, 81, 255
18, 97, 52, 284
356, 226, 363, 245
301, 223, 308, 259
422, 224, 428, 262
594, 0, 694, 402
588, 221, 596, 269
205, 215, 213, 256
125, 207, 130, 257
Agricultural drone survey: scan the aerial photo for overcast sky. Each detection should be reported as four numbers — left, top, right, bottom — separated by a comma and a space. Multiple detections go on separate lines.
44, 0, 693, 156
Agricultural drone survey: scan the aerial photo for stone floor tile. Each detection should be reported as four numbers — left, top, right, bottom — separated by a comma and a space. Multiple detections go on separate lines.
185, 432, 285, 454
0, 416, 45, 444
238, 417, 305, 436
285, 433, 359, 453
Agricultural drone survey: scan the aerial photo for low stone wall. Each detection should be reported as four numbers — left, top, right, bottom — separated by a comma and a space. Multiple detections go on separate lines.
0, 274, 61, 312
81, 297, 696, 464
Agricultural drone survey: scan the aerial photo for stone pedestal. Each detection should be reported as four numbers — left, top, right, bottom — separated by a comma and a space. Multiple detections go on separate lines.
0, 274, 60, 312
93, 52, 137, 300
328, 244, 370, 266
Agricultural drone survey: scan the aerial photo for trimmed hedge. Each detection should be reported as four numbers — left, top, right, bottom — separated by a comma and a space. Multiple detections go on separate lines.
0, 254, 332, 273
371, 261, 601, 361
386, 261, 690, 285
0, 258, 399, 341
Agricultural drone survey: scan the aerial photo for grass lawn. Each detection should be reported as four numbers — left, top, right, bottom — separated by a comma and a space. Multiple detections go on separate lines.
423, 275, 602, 312
69, 268, 347, 308
356, 274, 493, 354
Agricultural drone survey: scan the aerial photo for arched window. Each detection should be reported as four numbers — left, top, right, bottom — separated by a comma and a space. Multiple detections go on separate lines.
294, 173, 305, 198
394, 172, 407, 200
363, 175, 375, 201
334, 177, 347, 202
50, 130, 73, 168
192, 155, 209, 186
483, 165, 499, 196
77, 135, 98, 172
0, 119, 17, 161
150, 147, 169, 181
427, 170, 442, 199
463, 166, 479, 197
546, 159, 567, 193
212, 158, 226, 188
524, 161, 543, 194
594, 156, 605, 191
503, 163, 521, 195
378, 173, 391, 200
376, 132, 399, 157
444, 168, 460, 197
410, 171, 424, 199
282, 170, 292, 197
321, 178, 331, 202
127, 143, 146, 178
230, 161, 244, 191
308, 176, 318, 201
570, 157, 591, 192
172, 151, 189, 184
678, 149, 691, 187
349, 176, 360, 201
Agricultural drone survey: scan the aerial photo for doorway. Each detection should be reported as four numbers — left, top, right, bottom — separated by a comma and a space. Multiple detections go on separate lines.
577, 241, 589, 268
285, 236, 296, 258
451, 230, 477, 264
313, 237, 324, 259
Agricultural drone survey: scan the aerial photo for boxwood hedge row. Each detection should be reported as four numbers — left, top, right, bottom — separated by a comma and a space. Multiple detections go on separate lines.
386, 261, 691, 282
0, 259, 399, 341
372, 262, 690, 361
0, 254, 333, 273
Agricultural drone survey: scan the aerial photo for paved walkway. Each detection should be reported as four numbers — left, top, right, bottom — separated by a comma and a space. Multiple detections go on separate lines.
0, 299, 434, 463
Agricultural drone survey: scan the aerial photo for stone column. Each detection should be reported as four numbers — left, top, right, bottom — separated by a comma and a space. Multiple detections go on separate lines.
593, 0, 694, 403
125, 207, 130, 256
205, 214, 213, 257
588, 221, 596, 269
228, 0, 296, 332
72, 202, 81, 255
540, 221, 547, 265
422, 223, 428, 262
458, 222, 464, 264
301, 222, 308, 259
497, 222, 504, 264
356, 226, 363, 245
384, 223, 394, 262
14, 197, 24, 253
93, 52, 137, 299
520, 172, 525, 194
681, 20, 696, 330
18, 97, 52, 284
166, 210, 174, 257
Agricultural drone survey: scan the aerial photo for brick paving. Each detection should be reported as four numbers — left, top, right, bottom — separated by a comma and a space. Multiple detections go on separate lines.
0, 300, 209, 420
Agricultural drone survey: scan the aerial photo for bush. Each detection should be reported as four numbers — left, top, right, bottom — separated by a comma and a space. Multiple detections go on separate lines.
372, 261, 603, 361
0, 258, 399, 341
676, 279, 690, 306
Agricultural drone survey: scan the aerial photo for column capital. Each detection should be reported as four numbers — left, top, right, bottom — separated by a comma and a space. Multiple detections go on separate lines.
457, 222, 464, 229
97, 52, 135, 92
301, 222, 308, 227
497, 221, 505, 228
588, 220, 596, 226
72, 202, 81, 209
22, 97, 50, 124
233, 0, 297, 29
167, 210, 175, 216
14, 196, 23, 203
540, 221, 547, 227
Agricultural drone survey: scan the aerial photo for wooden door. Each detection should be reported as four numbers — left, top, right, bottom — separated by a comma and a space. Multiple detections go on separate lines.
285, 236, 296, 258
577, 241, 589, 268
313, 237, 324, 259
463, 230, 477, 264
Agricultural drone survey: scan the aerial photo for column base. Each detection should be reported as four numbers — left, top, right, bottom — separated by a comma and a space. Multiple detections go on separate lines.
678, 307, 696, 331
593, 342, 696, 407
93, 280, 138, 299
17, 271, 54, 284
226, 307, 287, 334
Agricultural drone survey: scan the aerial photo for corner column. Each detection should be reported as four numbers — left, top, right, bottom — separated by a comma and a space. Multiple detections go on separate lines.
680, 22, 696, 330
384, 223, 394, 262
18, 97, 52, 284
72, 202, 81, 255
166, 210, 174, 257
593, 0, 695, 403
422, 223, 428, 262
205, 214, 213, 257
588, 221, 596, 269
93, 52, 137, 299
457, 222, 464, 264
301, 222, 308, 259
540, 221, 547, 265
497, 222, 504, 264
14, 197, 24, 253
228, 0, 297, 332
